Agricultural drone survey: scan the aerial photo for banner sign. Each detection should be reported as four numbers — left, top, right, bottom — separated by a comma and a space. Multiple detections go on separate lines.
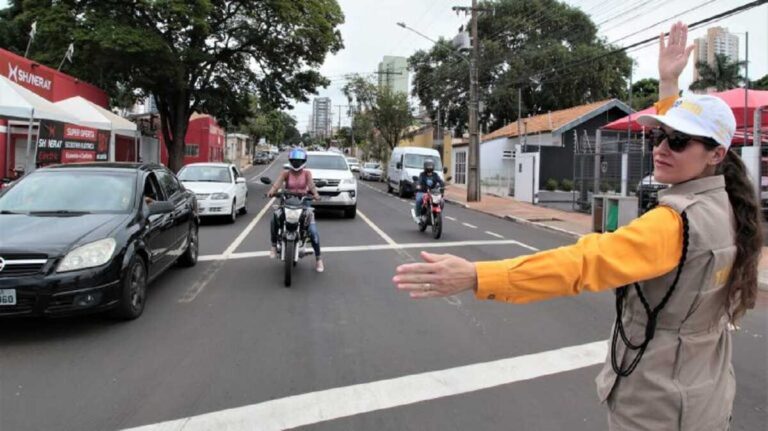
36, 120, 110, 166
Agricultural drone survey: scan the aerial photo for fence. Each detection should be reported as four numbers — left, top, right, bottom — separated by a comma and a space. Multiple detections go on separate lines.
480, 167, 515, 197
572, 130, 652, 213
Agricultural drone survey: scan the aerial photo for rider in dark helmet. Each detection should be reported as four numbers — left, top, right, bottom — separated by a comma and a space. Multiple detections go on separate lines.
412, 158, 445, 223
267, 147, 324, 272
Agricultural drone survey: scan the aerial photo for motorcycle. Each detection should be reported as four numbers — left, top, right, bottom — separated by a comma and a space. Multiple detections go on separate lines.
412, 176, 446, 240
261, 177, 326, 287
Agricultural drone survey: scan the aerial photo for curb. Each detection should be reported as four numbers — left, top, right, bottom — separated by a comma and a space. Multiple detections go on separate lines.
444, 198, 583, 239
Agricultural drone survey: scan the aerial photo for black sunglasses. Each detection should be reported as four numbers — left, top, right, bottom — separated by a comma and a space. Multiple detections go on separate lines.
650, 128, 720, 152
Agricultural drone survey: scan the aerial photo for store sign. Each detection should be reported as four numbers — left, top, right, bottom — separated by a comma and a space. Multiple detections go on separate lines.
0, 57, 54, 99
36, 120, 110, 166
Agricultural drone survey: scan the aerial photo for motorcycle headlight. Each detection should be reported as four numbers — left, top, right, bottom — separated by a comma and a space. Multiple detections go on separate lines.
57, 238, 117, 273
284, 208, 303, 223
211, 193, 230, 200
342, 178, 356, 185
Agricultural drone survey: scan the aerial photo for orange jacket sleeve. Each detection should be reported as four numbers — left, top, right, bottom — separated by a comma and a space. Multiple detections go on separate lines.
474, 206, 683, 304
655, 95, 678, 115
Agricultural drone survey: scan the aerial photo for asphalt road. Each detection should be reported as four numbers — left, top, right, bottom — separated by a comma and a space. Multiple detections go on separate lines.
1, 154, 766, 431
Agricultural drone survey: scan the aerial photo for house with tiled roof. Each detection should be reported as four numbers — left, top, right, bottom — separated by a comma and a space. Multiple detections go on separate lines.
451, 99, 631, 198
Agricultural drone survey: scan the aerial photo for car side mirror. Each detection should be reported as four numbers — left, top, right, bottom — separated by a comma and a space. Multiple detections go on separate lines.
412, 175, 419, 182
446, 176, 452, 182
148, 201, 174, 216
396, 162, 402, 169
260, 177, 272, 185
236, 177, 246, 184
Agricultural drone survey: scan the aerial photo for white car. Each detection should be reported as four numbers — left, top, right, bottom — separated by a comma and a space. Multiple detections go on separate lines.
178, 163, 248, 223
359, 162, 383, 181
306, 151, 357, 218
346, 157, 361, 172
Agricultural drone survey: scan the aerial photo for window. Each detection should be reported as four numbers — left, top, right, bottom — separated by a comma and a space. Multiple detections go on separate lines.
178, 166, 232, 183
455, 151, 467, 185
155, 169, 181, 197
231, 167, 240, 180
404, 154, 443, 170
185, 144, 200, 157
305, 154, 349, 171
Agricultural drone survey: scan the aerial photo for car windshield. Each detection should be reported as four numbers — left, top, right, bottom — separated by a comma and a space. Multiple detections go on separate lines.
404, 154, 443, 170
306, 155, 348, 171
178, 166, 232, 183
364, 163, 380, 169
0, 170, 136, 213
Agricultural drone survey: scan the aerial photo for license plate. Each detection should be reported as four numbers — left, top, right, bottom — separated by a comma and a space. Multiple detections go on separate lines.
0, 289, 17, 306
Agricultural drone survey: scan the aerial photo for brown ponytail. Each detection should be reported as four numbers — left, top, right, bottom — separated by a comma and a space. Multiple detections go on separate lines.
718, 150, 763, 322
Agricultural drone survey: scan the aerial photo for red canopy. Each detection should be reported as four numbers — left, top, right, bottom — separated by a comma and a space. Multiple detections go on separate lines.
602, 88, 768, 132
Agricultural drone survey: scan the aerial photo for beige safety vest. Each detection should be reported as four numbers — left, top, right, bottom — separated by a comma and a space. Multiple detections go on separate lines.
596, 175, 737, 431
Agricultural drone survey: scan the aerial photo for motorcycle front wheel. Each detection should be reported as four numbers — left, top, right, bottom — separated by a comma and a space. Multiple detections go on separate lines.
432, 213, 442, 239
283, 240, 294, 287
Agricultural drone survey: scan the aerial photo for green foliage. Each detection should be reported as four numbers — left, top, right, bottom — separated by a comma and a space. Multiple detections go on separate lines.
560, 179, 574, 192
630, 78, 659, 111
342, 75, 413, 151
545, 178, 558, 191
752, 74, 768, 91
690, 54, 746, 92
409, 0, 633, 134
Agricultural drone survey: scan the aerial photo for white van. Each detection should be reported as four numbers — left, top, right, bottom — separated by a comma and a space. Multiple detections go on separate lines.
387, 147, 443, 197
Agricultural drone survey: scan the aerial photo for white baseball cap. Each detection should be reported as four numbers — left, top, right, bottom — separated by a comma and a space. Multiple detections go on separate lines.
637, 94, 736, 149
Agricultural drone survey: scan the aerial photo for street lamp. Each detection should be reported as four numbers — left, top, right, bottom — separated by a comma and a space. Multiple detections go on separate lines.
396, 22, 480, 202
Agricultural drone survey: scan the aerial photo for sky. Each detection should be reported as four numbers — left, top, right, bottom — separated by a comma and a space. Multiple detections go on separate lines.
2, 0, 766, 133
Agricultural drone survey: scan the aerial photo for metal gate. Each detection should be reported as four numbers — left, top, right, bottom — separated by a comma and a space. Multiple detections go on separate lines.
573, 130, 653, 213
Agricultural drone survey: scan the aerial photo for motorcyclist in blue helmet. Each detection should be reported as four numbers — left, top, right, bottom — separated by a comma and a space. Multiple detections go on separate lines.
267, 147, 323, 272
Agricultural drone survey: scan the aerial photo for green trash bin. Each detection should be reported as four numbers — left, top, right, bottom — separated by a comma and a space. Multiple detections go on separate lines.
606, 199, 619, 232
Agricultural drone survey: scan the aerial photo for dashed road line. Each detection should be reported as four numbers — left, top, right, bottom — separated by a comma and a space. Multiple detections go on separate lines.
485, 231, 504, 239
462, 222, 478, 229
446, 216, 457, 221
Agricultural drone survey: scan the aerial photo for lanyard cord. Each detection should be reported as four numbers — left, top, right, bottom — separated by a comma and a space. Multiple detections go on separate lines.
611, 211, 690, 377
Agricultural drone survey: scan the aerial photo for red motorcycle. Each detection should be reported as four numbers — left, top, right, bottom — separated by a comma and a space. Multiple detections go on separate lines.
413, 176, 446, 240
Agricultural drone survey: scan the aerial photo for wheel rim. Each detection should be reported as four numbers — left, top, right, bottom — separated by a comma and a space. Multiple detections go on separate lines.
189, 227, 198, 260
130, 262, 146, 311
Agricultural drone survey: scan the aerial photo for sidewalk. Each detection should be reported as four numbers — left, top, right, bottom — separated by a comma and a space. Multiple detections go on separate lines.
444, 184, 768, 293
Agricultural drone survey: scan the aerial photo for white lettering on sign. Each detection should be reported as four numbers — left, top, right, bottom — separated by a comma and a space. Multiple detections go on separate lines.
64, 126, 97, 140
7, 63, 52, 91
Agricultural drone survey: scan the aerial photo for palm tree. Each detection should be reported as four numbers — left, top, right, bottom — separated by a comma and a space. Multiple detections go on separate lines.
690, 54, 746, 92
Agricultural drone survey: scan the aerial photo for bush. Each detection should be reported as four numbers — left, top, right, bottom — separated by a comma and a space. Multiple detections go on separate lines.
560, 179, 574, 192
545, 178, 558, 191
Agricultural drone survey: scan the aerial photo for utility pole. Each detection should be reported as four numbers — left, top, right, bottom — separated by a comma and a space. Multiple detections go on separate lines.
453, 0, 490, 202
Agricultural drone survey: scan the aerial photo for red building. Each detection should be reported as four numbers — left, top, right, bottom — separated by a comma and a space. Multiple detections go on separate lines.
159, 113, 225, 166
0, 48, 141, 177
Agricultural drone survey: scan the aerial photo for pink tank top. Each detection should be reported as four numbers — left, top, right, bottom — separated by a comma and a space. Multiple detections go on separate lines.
285, 170, 311, 194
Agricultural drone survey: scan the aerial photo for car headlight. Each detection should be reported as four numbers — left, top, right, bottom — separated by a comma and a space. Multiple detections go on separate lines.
57, 238, 117, 273
342, 178, 356, 185
211, 193, 230, 200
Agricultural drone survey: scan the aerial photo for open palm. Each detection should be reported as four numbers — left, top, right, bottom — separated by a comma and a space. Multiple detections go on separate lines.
659, 21, 694, 81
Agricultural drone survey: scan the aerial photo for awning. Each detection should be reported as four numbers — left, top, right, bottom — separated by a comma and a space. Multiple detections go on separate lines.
0, 75, 80, 123
54, 96, 137, 136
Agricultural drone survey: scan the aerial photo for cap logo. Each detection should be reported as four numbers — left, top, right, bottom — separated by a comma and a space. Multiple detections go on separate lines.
673, 100, 704, 116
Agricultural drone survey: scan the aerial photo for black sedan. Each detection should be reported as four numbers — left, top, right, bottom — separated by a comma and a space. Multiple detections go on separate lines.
0, 163, 199, 320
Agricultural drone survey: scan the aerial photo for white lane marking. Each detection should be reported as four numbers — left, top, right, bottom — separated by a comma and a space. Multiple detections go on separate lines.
485, 231, 504, 239
197, 239, 539, 262
122, 340, 607, 431
357, 210, 398, 247
462, 222, 478, 229
221, 197, 275, 257
446, 216, 457, 221
247, 157, 280, 182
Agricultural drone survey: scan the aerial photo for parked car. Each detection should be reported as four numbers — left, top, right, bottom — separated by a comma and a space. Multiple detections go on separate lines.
387, 147, 444, 197
0, 163, 199, 320
359, 162, 383, 181
253, 152, 270, 165
177, 163, 248, 223
346, 157, 361, 172
306, 151, 357, 218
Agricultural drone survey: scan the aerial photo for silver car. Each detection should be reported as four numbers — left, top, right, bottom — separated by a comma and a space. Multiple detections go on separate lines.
359, 162, 383, 181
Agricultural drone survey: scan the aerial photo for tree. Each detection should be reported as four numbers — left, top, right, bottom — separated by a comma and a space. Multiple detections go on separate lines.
0, 0, 344, 172
630, 78, 659, 111
342, 75, 412, 155
752, 74, 768, 91
241, 97, 298, 147
690, 54, 746, 92
409, 0, 632, 134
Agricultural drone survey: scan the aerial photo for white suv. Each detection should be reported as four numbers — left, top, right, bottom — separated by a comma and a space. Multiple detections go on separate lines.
306, 151, 357, 218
